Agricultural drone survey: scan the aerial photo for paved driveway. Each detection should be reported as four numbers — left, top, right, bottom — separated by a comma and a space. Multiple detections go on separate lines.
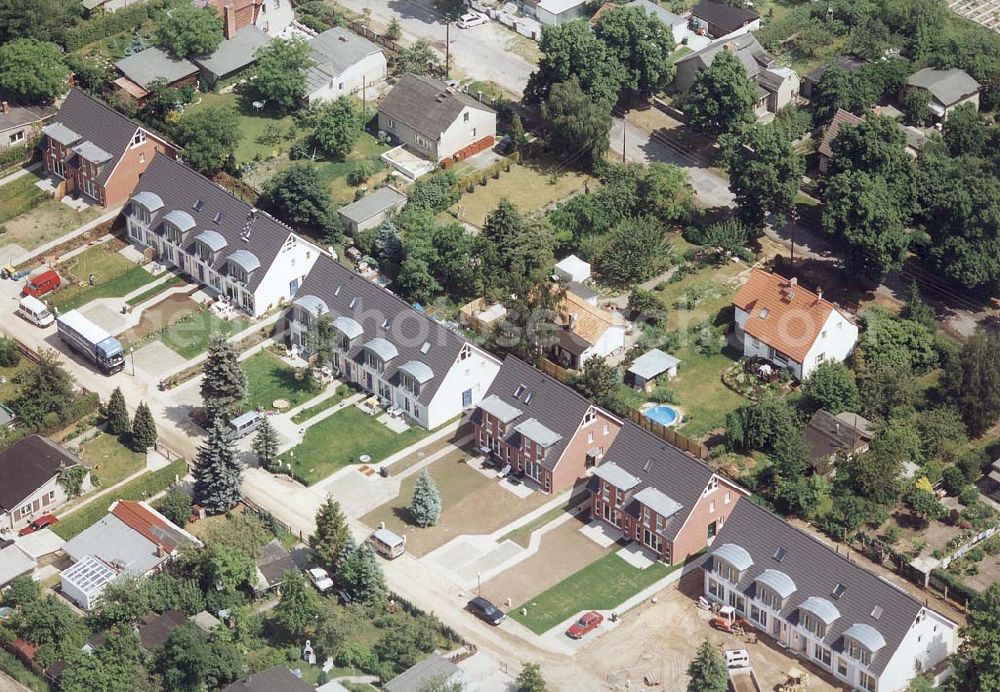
335, 0, 536, 95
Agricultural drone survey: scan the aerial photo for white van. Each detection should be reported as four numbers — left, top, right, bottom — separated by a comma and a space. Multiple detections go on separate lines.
229, 411, 263, 439
370, 527, 406, 559
17, 295, 54, 327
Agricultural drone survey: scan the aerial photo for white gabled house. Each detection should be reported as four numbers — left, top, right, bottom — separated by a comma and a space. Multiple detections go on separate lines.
124, 154, 321, 318
693, 500, 959, 692
305, 28, 388, 105
285, 254, 501, 429
732, 268, 858, 381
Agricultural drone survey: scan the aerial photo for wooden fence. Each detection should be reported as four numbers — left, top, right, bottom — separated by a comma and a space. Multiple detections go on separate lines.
539, 358, 570, 381
342, 18, 448, 77
627, 409, 707, 459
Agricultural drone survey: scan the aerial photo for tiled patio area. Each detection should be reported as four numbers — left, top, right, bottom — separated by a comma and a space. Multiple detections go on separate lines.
616, 542, 657, 569
579, 519, 623, 548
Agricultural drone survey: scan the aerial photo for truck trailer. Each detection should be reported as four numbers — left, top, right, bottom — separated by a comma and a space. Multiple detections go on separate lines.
57, 310, 125, 375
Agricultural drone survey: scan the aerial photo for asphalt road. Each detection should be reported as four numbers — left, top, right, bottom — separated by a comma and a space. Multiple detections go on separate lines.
335, 0, 536, 96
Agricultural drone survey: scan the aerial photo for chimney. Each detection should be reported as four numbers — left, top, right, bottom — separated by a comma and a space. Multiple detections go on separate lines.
338, 35, 347, 42
789, 276, 798, 286
1, 101, 8, 115
816, 286, 823, 301
223, 4, 237, 39
835, 422, 841, 436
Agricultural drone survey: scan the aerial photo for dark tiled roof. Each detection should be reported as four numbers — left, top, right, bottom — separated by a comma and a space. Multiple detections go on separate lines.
131, 154, 301, 292
597, 423, 719, 540
137, 610, 188, 649
818, 109, 863, 158
0, 103, 54, 133
676, 32, 773, 80
221, 665, 314, 692
687, 500, 928, 675
0, 435, 81, 512
473, 356, 594, 471
379, 74, 494, 140
385, 653, 459, 692
47, 89, 158, 185
256, 539, 296, 587
292, 253, 472, 407
803, 409, 866, 467
692, 0, 759, 33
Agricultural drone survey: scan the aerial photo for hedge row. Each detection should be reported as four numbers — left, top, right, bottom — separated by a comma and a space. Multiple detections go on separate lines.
53, 457, 187, 539
931, 567, 981, 605
0, 648, 49, 692
64, 1, 160, 51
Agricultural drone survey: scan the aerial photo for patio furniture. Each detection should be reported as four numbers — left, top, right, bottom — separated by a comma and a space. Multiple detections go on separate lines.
497, 463, 511, 479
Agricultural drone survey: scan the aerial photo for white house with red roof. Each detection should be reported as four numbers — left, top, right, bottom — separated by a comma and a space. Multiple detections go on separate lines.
732, 269, 858, 380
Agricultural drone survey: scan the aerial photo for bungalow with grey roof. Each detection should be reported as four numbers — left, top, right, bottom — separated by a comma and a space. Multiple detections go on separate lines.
337, 186, 407, 236
902, 67, 981, 120
113, 47, 200, 103
0, 100, 54, 152
305, 28, 387, 105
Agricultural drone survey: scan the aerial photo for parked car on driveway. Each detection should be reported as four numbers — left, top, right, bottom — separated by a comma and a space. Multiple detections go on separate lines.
307, 567, 334, 592
19, 514, 58, 536
467, 596, 505, 625
457, 12, 487, 28
22, 270, 60, 298
566, 611, 603, 639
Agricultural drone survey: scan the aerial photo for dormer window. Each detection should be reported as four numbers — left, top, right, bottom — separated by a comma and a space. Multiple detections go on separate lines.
133, 203, 151, 225
584, 408, 597, 424
716, 560, 740, 584
711, 544, 753, 585
754, 569, 796, 610
842, 624, 886, 668
132, 130, 146, 147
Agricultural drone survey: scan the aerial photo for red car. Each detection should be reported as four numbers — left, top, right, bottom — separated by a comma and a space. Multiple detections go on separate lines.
19, 514, 58, 536
566, 611, 603, 639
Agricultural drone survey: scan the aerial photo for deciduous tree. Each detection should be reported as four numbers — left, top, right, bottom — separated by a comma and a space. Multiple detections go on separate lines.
273, 569, 319, 637
802, 361, 860, 414
942, 102, 988, 157
410, 468, 442, 527
594, 216, 671, 287
685, 50, 757, 135
594, 6, 675, 95
516, 662, 548, 692
264, 162, 339, 238
541, 76, 613, 170
157, 623, 243, 690
0, 39, 68, 103
724, 124, 803, 227
173, 107, 241, 174
941, 330, 1000, 436
952, 583, 1000, 691
156, 4, 223, 59
313, 97, 363, 159
526, 20, 625, 105
11, 349, 74, 430
252, 38, 313, 111
154, 489, 193, 527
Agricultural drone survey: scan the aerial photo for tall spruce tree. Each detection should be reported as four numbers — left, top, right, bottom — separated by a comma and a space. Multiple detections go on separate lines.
409, 468, 441, 527
130, 402, 157, 452
334, 532, 357, 574
687, 640, 728, 692
200, 336, 246, 422
106, 387, 130, 437
193, 417, 243, 514
339, 543, 385, 603
311, 498, 352, 573
251, 416, 279, 471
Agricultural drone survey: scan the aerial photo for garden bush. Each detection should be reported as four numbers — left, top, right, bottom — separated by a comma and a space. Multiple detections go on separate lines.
0, 337, 21, 367
346, 161, 378, 186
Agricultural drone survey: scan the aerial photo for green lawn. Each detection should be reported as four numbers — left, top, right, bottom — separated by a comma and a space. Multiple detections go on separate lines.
186, 92, 298, 165
50, 244, 156, 311
0, 359, 35, 402
290, 384, 352, 424
278, 406, 429, 485
77, 432, 146, 488
511, 552, 676, 634
243, 350, 318, 411
499, 492, 583, 548
0, 173, 48, 225
158, 311, 251, 359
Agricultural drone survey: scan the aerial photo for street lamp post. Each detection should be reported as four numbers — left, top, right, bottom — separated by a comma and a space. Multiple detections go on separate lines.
130, 346, 135, 376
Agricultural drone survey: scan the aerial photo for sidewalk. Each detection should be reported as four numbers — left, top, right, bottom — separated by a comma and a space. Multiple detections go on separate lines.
0, 161, 42, 187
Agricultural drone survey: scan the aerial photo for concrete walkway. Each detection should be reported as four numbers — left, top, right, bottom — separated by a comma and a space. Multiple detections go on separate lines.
55, 449, 175, 520
0, 161, 42, 187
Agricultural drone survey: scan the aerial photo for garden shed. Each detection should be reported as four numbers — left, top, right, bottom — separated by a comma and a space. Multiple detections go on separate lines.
628, 349, 680, 391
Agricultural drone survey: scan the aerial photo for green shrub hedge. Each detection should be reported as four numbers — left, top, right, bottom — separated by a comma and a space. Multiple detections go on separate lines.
53, 458, 187, 539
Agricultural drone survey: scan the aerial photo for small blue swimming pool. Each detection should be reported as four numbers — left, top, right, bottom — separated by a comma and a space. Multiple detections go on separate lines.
644, 405, 679, 426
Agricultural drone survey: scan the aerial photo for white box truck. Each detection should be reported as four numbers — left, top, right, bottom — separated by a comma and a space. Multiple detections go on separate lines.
57, 310, 125, 375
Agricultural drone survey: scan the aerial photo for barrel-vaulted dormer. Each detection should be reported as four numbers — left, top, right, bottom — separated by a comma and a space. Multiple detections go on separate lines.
754, 569, 796, 610
195, 230, 228, 263
398, 360, 434, 396
711, 543, 753, 584
842, 623, 887, 667
798, 596, 840, 639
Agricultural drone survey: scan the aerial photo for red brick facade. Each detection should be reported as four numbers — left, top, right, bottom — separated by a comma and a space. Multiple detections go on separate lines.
591, 475, 743, 565
44, 128, 174, 208
474, 407, 621, 493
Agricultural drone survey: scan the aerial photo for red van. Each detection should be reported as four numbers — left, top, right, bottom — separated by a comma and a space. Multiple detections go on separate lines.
22, 270, 60, 298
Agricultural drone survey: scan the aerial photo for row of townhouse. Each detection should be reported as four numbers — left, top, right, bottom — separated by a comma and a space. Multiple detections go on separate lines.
285, 254, 502, 429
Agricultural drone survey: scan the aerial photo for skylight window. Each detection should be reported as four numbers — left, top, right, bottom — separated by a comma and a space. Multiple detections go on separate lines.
773, 547, 786, 562
514, 385, 526, 399
193, 199, 204, 212
832, 583, 847, 599
334, 285, 341, 296
382, 318, 389, 328
524, 392, 533, 404
759, 307, 770, 320
420, 342, 431, 354
871, 606, 883, 620
213, 211, 224, 223
348, 297, 357, 310
642, 458, 653, 472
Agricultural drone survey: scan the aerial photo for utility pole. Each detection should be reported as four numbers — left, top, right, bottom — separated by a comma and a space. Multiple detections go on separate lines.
362, 74, 366, 114
622, 113, 627, 162
445, 22, 450, 79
